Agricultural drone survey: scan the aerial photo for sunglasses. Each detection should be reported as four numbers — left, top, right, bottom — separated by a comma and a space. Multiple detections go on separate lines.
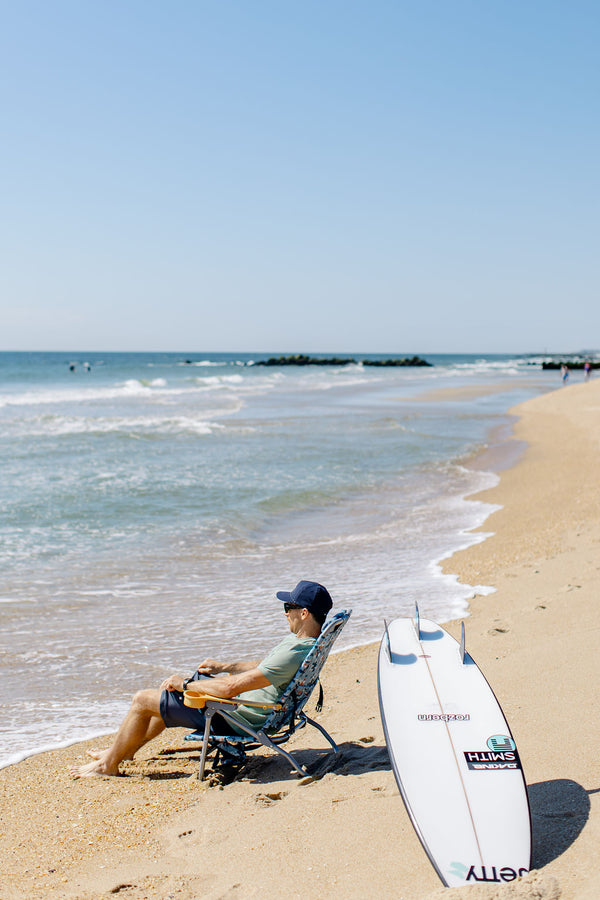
284, 602, 302, 613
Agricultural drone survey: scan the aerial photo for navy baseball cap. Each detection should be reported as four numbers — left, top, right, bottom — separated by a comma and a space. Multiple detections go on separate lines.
277, 580, 333, 620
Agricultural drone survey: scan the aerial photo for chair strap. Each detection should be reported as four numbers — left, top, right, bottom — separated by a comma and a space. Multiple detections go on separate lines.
315, 679, 324, 713
284, 678, 324, 733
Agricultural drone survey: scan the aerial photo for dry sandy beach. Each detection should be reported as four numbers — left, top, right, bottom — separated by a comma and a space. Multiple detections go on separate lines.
2, 378, 599, 900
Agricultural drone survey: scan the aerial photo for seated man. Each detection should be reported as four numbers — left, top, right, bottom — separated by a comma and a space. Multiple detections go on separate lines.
70, 580, 332, 778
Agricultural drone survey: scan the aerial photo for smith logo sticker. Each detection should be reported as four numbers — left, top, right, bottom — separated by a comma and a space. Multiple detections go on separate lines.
487, 735, 515, 752
464, 749, 522, 770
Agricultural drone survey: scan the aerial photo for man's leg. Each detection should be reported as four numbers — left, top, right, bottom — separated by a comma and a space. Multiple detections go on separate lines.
70, 688, 165, 778
84, 707, 166, 762
84, 711, 164, 762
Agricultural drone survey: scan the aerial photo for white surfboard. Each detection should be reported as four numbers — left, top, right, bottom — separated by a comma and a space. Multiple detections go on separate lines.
378, 607, 531, 888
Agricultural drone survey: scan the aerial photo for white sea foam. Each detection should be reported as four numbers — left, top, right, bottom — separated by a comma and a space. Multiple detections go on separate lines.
0, 697, 130, 771
0, 731, 116, 771
194, 374, 245, 387
9, 413, 230, 437
0, 376, 245, 410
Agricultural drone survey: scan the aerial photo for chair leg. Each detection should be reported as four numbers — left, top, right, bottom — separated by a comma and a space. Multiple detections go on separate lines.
198, 709, 215, 781
255, 731, 308, 777
216, 710, 308, 778
302, 714, 339, 753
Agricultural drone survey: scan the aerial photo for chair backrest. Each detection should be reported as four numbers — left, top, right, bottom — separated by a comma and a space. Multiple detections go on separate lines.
262, 609, 352, 733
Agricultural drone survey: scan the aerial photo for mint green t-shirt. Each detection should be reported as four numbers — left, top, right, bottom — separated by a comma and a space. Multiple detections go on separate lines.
226, 633, 315, 735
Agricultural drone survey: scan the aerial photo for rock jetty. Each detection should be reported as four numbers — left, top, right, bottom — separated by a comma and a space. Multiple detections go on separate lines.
362, 356, 431, 367
254, 354, 432, 367
542, 360, 600, 370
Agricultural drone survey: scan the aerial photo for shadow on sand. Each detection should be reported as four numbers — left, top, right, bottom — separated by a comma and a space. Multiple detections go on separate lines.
219, 741, 390, 785
151, 740, 390, 785
529, 778, 595, 867
151, 741, 597, 872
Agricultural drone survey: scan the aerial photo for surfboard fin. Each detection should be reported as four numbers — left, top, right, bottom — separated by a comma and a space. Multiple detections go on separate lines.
460, 621, 466, 664
413, 602, 421, 641
383, 618, 392, 661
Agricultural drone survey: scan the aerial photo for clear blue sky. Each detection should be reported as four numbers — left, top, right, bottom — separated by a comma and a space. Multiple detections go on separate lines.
1, 1, 598, 353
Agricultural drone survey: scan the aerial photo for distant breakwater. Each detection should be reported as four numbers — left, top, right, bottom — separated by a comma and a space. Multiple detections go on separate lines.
541, 360, 600, 370
253, 354, 432, 367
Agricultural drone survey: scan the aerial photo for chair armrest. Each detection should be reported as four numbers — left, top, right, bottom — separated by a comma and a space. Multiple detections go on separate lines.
184, 690, 282, 711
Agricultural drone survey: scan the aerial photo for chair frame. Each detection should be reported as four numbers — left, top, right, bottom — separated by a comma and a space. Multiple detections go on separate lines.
184, 609, 351, 780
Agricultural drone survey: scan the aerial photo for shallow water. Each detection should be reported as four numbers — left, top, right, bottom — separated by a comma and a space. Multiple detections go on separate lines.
0, 351, 561, 767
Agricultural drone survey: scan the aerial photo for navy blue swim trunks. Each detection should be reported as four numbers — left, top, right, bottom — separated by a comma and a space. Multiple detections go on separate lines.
159, 673, 238, 735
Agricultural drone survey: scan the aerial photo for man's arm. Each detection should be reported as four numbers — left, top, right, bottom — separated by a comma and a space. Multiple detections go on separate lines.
186, 667, 270, 699
196, 658, 259, 676
160, 660, 263, 694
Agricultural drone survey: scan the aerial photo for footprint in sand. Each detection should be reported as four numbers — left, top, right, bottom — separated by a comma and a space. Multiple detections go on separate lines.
255, 791, 288, 805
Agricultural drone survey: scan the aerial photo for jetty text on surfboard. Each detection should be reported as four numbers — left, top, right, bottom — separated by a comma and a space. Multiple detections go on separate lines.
466, 865, 529, 883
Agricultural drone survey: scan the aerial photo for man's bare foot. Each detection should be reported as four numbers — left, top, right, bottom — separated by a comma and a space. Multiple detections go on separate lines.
85, 748, 105, 761
69, 757, 121, 779
85, 748, 134, 762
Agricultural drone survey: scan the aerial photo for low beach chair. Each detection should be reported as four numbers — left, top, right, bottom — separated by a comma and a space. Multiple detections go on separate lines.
183, 609, 351, 780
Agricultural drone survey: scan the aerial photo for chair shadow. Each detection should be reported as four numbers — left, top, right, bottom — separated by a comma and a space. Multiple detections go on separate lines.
235, 740, 391, 784
148, 741, 390, 784
529, 778, 594, 867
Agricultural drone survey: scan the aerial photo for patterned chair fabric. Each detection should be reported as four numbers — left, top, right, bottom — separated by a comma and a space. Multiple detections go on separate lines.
259, 608, 351, 732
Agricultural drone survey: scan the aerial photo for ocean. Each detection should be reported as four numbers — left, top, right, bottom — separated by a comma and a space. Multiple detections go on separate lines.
0, 351, 563, 769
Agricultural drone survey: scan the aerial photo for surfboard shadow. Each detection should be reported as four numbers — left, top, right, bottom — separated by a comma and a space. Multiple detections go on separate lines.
528, 778, 591, 867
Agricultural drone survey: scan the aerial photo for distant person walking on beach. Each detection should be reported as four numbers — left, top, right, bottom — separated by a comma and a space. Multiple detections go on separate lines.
584, 361, 591, 381
561, 365, 569, 384
69, 581, 332, 779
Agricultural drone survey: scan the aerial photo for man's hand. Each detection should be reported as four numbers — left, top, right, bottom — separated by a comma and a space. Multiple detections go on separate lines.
197, 658, 225, 676
160, 674, 185, 692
